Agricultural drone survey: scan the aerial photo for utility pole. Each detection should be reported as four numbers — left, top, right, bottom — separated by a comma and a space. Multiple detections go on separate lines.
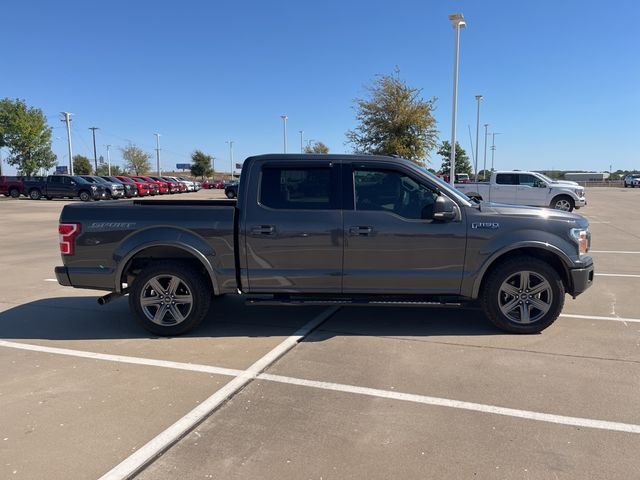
280, 115, 288, 153
89, 127, 99, 173
299, 130, 304, 153
226, 140, 234, 179
490, 132, 502, 171
482, 124, 489, 180
474, 95, 483, 181
448, 13, 466, 186
154, 133, 161, 176
106, 145, 112, 176
61, 112, 74, 175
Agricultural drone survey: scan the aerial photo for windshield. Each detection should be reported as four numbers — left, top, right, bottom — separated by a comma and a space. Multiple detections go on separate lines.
536, 173, 556, 183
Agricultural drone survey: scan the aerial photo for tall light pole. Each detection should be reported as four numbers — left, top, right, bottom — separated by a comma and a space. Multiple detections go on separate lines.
299, 130, 304, 153
105, 144, 112, 176
61, 112, 74, 175
448, 13, 466, 186
482, 123, 489, 180
89, 127, 99, 173
490, 132, 502, 171
474, 95, 483, 181
280, 115, 288, 153
153, 133, 161, 176
226, 140, 234, 179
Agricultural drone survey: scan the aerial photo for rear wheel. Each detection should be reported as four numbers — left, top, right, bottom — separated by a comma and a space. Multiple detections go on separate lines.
9, 188, 20, 198
480, 256, 564, 334
29, 189, 42, 200
226, 189, 236, 199
79, 190, 92, 202
129, 261, 211, 336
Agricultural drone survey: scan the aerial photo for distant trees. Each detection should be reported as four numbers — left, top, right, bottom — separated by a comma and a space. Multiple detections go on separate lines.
346, 69, 438, 165
121, 144, 151, 175
437, 141, 472, 176
95, 164, 122, 176
73, 155, 93, 175
0, 98, 57, 176
304, 141, 329, 154
190, 150, 214, 179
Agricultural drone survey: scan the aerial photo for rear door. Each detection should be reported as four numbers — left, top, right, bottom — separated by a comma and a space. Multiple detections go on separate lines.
342, 163, 467, 294
243, 161, 343, 293
492, 173, 519, 203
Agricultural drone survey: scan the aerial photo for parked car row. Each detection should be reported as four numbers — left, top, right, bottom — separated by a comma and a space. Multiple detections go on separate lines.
201, 179, 226, 189
0, 175, 202, 201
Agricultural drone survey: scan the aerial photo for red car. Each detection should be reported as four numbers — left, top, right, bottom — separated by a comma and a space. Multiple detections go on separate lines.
149, 176, 179, 194
0, 176, 25, 198
133, 176, 168, 195
161, 176, 185, 193
115, 176, 151, 196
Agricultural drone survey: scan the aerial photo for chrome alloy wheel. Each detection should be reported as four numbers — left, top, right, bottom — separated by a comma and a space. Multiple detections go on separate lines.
554, 198, 572, 211
498, 271, 552, 324
140, 274, 193, 326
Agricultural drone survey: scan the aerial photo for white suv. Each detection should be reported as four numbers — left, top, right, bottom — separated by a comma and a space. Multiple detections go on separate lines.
624, 174, 640, 188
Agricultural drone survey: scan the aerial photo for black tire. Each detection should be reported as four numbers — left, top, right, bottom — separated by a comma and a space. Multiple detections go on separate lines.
226, 189, 236, 199
29, 189, 42, 200
550, 195, 574, 212
624, 183, 628, 188
79, 190, 92, 202
480, 256, 565, 334
129, 261, 211, 336
9, 188, 20, 198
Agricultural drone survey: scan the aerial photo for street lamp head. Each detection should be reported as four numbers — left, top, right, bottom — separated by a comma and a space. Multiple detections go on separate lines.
281, 115, 288, 120
475, 95, 483, 101
448, 13, 466, 29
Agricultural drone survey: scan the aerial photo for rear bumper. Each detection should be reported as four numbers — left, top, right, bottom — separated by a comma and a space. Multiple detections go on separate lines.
568, 259, 594, 297
55, 265, 115, 291
55, 266, 72, 286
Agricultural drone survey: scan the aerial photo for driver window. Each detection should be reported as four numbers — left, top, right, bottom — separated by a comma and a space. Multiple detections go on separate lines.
518, 174, 538, 187
354, 169, 439, 220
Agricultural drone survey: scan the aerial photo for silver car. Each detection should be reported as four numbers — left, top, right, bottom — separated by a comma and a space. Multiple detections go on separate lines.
624, 174, 640, 188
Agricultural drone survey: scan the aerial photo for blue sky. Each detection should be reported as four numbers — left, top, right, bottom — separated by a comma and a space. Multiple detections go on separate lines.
2, 0, 638, 175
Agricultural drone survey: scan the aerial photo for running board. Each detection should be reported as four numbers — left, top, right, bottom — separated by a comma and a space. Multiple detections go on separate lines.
245, 294, 465, 307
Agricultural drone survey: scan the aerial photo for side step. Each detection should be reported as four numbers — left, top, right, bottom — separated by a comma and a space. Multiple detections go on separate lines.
245, 294, 465, 307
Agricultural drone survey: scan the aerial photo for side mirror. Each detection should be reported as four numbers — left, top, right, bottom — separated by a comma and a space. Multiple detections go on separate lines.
433, 195, 457, 221
537, 182, 547, 188
70, 181, 76, 186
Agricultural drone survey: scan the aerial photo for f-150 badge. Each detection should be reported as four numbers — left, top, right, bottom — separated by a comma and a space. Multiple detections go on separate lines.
471, 222, 500, 229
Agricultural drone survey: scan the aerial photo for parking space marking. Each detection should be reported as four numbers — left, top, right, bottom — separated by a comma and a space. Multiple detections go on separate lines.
595, 273, 640, 278
98, 306, 339, 480
560, 313, 640, 323
590, 250, 640, 254
0, 339, 244, 376
257, 373, 640, 434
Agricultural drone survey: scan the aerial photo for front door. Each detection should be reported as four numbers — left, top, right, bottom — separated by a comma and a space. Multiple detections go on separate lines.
516, 173, 546, 207
343, 165, 467, 295
243, 161, 343, 293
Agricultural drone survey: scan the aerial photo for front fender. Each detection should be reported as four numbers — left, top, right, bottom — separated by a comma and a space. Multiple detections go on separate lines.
113, 226, 220, 294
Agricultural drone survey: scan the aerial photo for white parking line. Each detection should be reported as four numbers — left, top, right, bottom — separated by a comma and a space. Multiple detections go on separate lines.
258, 373, 640, 434
560, 313, 640, 324
590, 250, 640, 254
595, 273, 640, 278
98, 306, 339, 480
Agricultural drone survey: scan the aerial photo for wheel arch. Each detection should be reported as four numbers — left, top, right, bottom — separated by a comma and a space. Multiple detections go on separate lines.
114, 229, 220, 295
472, 244, 572, 299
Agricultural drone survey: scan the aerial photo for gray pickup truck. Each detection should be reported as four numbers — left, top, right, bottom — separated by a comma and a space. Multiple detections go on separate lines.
55, 154, 594, 336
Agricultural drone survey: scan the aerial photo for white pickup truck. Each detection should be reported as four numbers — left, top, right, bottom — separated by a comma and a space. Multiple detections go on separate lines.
456, 171, 586, 212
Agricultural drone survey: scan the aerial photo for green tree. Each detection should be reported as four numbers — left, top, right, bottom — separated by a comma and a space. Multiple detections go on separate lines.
437, 141, 472, 176
73, 155, 93, 175
303, 141, 330, 154
0, 98, 57, 176
346, 69, 438, 165
121, 144, 151, 175
95, 164, 122, 176
190, 150, 214, 179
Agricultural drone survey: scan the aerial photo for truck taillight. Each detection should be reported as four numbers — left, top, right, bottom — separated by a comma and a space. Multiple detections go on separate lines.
59, 223, 81, 255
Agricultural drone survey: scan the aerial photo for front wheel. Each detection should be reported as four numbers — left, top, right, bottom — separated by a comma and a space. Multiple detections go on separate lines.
550, 195, 574, 212
9, 188, 20, 198
29, 189, 42, 200
129, 261, 211, 336
480, 256, 565, 334
226, 190, 236, 199
79, 190, 92, 202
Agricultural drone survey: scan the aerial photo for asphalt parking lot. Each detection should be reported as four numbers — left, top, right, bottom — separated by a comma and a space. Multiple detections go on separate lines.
1, 188, 639, 479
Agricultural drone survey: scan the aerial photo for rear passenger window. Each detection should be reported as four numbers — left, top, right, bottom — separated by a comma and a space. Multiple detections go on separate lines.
496, 174, 518, 185
260, 167, 332, 210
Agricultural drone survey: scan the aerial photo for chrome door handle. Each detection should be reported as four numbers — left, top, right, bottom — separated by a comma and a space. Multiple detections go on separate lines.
250, 225, 275, 235
349, 226, 373, 236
